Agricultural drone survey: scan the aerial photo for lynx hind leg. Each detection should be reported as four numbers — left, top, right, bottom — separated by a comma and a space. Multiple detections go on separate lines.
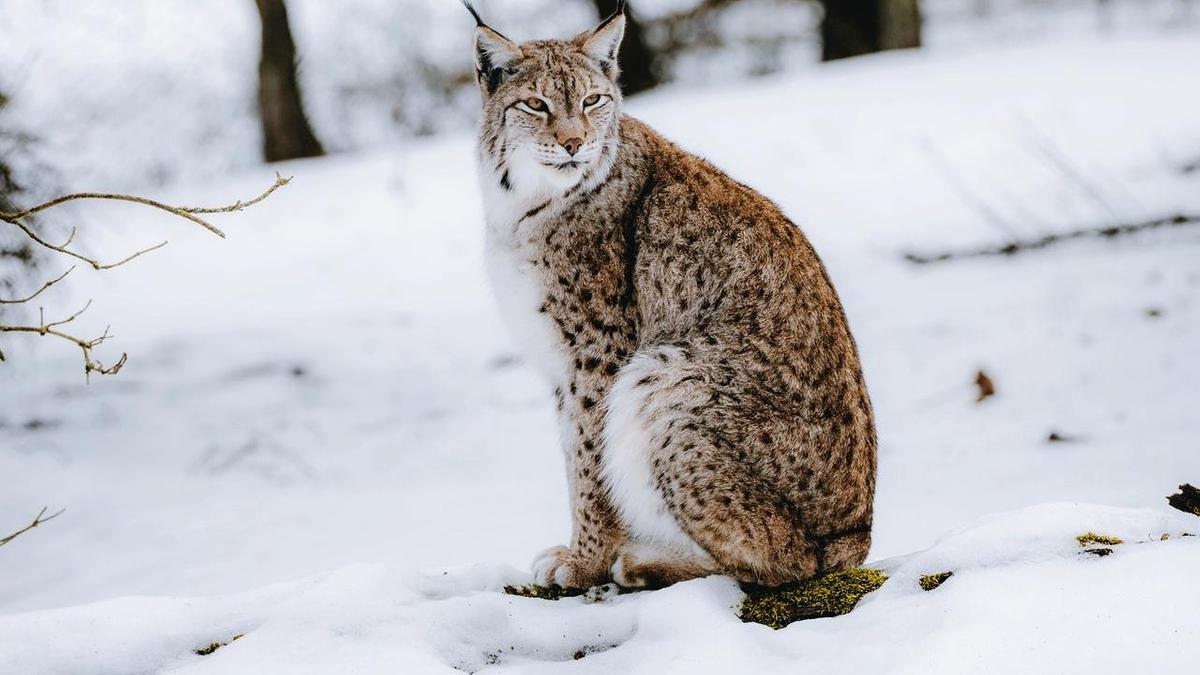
611, 540, 718, 589
605, 344, 820, 587
602, 346, 719, 573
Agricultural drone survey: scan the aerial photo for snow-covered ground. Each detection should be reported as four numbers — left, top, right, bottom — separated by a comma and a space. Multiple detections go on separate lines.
3, 504, 1197, 674
2, 27, 1199, 675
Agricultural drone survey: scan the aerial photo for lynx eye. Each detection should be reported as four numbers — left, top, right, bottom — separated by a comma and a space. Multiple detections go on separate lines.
583, 94, 603, 108
523, 97, 548, 112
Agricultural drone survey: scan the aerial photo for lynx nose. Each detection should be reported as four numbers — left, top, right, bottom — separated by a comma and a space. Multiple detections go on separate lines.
559, 136, 584, 156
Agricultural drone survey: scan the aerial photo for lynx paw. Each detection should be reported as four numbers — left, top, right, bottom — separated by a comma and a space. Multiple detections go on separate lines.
530, 546, 607, 589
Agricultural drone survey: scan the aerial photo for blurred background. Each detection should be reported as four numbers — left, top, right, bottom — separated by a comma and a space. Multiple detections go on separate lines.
3, 0, 1196, 192
1, 0, 1198, 616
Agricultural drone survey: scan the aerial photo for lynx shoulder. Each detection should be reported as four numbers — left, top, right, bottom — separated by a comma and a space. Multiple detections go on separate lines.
466, 1, 876, 589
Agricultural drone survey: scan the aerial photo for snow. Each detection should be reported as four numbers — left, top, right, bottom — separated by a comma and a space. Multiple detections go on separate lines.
2, 505, 1197, 673
2, 15, 1200, 675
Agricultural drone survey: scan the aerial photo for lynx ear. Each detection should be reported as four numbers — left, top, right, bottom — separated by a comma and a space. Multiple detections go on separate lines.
576, 1, 626, 79
462, 1, 522, 95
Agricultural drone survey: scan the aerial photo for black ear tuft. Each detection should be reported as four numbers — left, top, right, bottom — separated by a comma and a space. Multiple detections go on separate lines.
595, 0, 627, 30
460, 0, 485, 27
610, 0, 627, 22
464, 1, 522, 95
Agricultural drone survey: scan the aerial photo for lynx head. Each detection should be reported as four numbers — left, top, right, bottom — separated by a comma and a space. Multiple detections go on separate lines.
464, 1, 625, 196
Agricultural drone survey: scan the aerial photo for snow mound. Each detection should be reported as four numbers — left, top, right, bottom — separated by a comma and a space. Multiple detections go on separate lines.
3, 503, 1195, 674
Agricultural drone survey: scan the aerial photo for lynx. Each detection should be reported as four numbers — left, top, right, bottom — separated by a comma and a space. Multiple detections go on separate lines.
465, 1, 877, 589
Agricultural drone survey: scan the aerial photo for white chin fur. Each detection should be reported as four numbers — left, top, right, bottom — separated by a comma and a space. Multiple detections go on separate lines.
508, 149, 589, 196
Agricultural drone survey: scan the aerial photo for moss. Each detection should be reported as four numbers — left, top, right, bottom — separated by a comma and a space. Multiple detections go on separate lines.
739, 568, 888, 629
503, 584, 588, 600
193, 633, 244, 656
1076, 532, 1123, 547
194, 642, 224, 657
919, 571, 953, 591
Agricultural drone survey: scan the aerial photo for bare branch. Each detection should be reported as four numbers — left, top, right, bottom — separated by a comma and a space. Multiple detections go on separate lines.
0, 300, 128, 379
1019, 119, 1135, 225
0, 265, 75, 304
904, 213, 1200, 265
181, 172, 291, 214
0, 173, 291, 270
0, 507, 65, 548
0, 174, 289, 378
920, 139, 1021, 240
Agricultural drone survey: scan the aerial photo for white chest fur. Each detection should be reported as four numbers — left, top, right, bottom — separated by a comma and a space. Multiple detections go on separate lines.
484, 235, 567, 386
477, 147, 578, 387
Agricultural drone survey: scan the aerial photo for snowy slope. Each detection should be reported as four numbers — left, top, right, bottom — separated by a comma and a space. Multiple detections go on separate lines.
2, 505, 1197, 674
1, 31, 1199, 674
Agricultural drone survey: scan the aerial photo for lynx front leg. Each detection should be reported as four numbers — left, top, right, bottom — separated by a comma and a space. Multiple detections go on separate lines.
531, 387, 627, 588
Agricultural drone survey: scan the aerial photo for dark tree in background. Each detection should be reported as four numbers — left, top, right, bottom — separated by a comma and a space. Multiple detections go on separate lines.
0, 91, 17, 213
254, 0, 324, 162
817, 0, 922, 62
0, 89, 34, 295
591, 0, 660, 95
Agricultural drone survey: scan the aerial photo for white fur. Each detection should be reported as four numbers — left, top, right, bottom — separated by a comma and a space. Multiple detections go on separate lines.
482, 140, 707, 563
478, 143, 576, 385
477, 134, 616, 386
530, 545, 570, 584
609, 553, 632, 586
483, 239, 567, 384
601, 349, 714, 561
525, 141, 605, 172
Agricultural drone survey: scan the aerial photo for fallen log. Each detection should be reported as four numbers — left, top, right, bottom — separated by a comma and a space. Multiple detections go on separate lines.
903, 213, 1200, 265
1168, 484, 1200, 517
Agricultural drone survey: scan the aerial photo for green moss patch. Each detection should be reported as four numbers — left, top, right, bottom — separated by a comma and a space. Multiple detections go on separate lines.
194, 633, 244, 656
919, 571, 953, 591
1076, 532, 1123, 547
503, 584, 588, 600
740, 568, 888, 629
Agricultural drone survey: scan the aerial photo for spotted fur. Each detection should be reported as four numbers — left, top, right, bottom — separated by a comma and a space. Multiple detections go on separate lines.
469, 4, 877, 589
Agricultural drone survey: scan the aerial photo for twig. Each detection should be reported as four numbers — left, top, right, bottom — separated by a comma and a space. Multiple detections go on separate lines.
1, 217, 168, 271
904, 213, 1200, 265
0, 507, 65, 548
2, 173, 290, 233
0, 174, 289, 378
1019, 119, 1136, 224
0, 265, 75, 304
180, 173, 290, 214
0, 173, 291, 270
920, 140, 1022, 240
0, 300, 127, 379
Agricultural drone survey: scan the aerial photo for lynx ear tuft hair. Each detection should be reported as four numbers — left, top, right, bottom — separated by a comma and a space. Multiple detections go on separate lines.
459, 0, 485, 27
463, 1, 523, 95
605, 0, 627, 23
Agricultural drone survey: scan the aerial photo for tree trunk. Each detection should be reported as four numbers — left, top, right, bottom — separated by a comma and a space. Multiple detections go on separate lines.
818, 0, 922, 62
253, 0, 324, 162
880, 0, 922, 52
0, 89, 34, 284
0, 90, 17, 212
591, 0, 660, 96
